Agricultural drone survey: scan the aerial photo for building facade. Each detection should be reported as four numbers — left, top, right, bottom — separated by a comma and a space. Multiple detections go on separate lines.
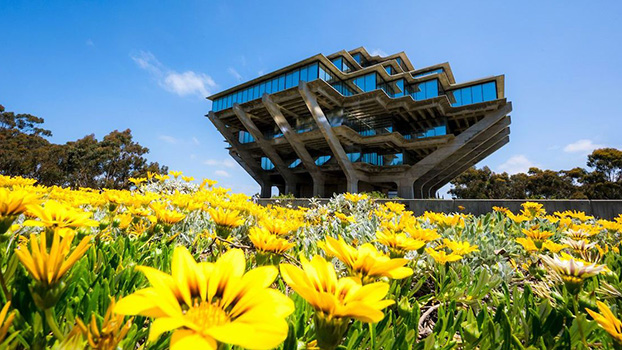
206, 47, 512, 198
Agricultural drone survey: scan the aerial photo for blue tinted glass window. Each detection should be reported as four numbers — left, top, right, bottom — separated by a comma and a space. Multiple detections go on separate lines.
462, 87, 473, 105
285, 72, 294, 88
315, 155, 331, 166
452, 90, 462, 106
289, 159, 301, 168
347, 152, 361, 162
261, 157, 275, 170
300, 66, 308, 82
331, 57, 343, 71
278, 76, 285, 90
253, 85, 259, 99
426, 80, 438, 98
394, 79, 404, 98
271, 78, 278, 92
307, 63, 318, 80
292, 69, 300, 85
472, 84, 483, 103
352, 53, 362, 65
259, 83, 265, 95
365, 74, 376, 91
482, 82, 497, 101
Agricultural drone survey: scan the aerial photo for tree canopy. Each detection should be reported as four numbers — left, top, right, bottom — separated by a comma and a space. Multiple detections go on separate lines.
449, 148, 622, 199
0, 104, 167, 189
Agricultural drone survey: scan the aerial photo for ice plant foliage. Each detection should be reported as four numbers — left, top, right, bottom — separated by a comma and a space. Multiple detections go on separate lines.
1, 173, 622, 348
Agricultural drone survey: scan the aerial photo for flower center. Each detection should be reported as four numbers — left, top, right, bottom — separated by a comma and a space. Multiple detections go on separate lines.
185, 301, 229, 333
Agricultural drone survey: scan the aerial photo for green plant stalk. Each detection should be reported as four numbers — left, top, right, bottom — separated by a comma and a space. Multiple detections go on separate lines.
571, 295, 588, 349
0, 268, 10, 301
44, 307, 65, 341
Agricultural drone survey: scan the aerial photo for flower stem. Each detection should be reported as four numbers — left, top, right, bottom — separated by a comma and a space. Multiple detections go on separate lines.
44, 307, 65, 341
0, 268, 11, 301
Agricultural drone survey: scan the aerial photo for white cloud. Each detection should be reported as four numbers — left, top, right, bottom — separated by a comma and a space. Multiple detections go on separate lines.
130, 50, 217, 98
563, 139, 605, 154
191, 137, 200, 145
214, 170, 231, 177
227, 67, 243, 82
498, 155, 537, 174
158, 135, 178, 144
370, 48, 387, 57
204, 159, 236, 168
86, 39, 94, 47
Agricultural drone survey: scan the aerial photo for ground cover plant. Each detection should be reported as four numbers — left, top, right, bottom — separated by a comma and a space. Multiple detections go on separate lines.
0, 173, 621, 349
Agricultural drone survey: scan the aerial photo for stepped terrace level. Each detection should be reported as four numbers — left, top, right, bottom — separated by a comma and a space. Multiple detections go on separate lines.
206, 47, 512, 198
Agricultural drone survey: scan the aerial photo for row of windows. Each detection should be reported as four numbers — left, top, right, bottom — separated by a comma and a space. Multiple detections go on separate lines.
448, 81, 497, 107
212, 62, 320, 111
261, 155, 332, 170
238, 130, 255, 144
347, 152, 404, 166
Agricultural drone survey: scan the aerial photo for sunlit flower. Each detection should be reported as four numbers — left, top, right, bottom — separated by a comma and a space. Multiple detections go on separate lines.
169, 170, 183, 179
563, 238, 598, 253
258, 217, 299, 236
376, 229, 425, 257
23, 201, 98, 237
280, 254, 393, 349
0, 301, 15, 343
540, 254, 605, 294
564, 228, 597, 241
181, 176, 195, 182
383, 202, 405, 214
154, 173, 170, 182
200, 179, 218, 189
443, 239, 479, 255
115, 247, 294, 350
152, 206, 186, 226
76, 298, 132, 350
425, 247, 462, 265
334, 212, 355, 224
128, 177, 147, 186
321, 236, 412, 283
248, 227, 294, 255
207, 207, 244, 238
516, 238, 566, 253
404, 226, 440, 243
343, 193, 368, 203
585, 301, 622, 345
521, 201, 545, 218
0, 187, 40, 233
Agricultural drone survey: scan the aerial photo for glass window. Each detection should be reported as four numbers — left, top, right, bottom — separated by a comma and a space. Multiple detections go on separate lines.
483, 82, 497, 101
278, 75, 285, 90
365, 73, 376, 91
307, 63, 318, 80
253, 85, 259, 99
472, 84, 483, 103
289, 159, 301, 168
315, 155, 331, 166
352, 53, 362, 65
261, 157, 275, 170
271, 78, 278, 93
462, 87, 473, 105
285, 72, 294, 89
292, 69, 300, 85
300, 66, 308, 82
426, 80, 439, 98
331, 57, 343, 71
259, 83, 265, 95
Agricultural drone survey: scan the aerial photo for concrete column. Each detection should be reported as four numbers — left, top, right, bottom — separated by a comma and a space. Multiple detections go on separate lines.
260, 182, 272, 198
397, 179, 414, 199
232, 104, 298, 196
262, 94, 325, 197
298, 81, 361, 191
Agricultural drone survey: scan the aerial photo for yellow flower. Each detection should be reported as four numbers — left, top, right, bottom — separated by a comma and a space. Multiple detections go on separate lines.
343, 193, 368, 203
334, 212, 355, 224
115, 247, 294, 350
425, 248, 463, 265
0, 187, 40, 233
128, 177, 147, 186
151, 205, 186, 226
280, 255, 393, 349
383, 202, 405, 214
258, 217, 299, 236
207, 207, 244, 228
24, 201, 99, 236
376, 229, 425, 257
248, 227, 295, 254
542, 240, 567, 253
585, 301, 622, 345
169, 170, 183, 179
521, 201, 545, 218
516, 237, 538, 252
516, 238, 567, 253
181, 176, 195, 182
154, 173, 170, 182
76, 298, 132, 350
540, 254, 605, 294
404, 226, 440, 243
0, 301, 15, 343
15, 230, 91, 288
200, 179, 218, 189
443, 239, 479, 255
522, 228, 554, 242
321, 236, 413, 283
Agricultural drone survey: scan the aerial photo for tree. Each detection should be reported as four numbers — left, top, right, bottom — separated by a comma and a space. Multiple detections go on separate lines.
0, 104, 167, 189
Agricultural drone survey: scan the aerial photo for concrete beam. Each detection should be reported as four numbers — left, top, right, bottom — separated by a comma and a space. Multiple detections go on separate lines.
415, 116, 511, 196
299, 81, 362, 192
232, 104, 298, 195
428, 134, 510, 197
207, 112, 268, 190
262, 94, 325, 197
405, 103, 512, 180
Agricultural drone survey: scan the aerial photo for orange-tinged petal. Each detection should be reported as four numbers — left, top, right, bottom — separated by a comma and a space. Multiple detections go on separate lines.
170, 329, 217, 350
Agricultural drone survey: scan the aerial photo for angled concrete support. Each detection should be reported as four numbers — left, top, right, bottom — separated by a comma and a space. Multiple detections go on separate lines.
405, 103, 512, 181
299, 81, 360, 193
207, 112, 270, 196
262, 94, 325, 197
232, 104, 298, 195
397, 179, 414, 199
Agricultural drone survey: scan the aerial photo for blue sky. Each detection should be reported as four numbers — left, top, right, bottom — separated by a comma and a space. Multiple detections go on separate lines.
1, 1, 621, 196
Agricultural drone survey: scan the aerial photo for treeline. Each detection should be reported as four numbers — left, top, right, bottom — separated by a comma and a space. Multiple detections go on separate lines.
0, 104, 167, 189
449, 148, 622, 199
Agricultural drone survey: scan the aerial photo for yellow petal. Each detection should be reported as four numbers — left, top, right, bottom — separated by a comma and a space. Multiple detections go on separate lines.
171, 329, 217, 350
148, 317, 185, 342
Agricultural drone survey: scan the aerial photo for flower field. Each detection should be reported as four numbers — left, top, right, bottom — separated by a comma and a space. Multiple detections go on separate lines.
0, 173, 621, 349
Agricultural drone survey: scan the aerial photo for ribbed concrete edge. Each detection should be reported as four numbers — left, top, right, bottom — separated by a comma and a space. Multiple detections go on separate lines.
255, 198, 622, 220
